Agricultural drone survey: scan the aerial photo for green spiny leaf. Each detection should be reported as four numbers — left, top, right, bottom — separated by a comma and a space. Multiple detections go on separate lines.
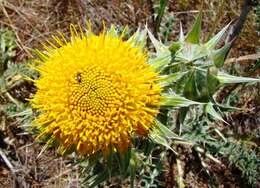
106, 24, 118, 37
155, 0, 168, 34
149, 128, 178, 155
215, 103, 241, 112
159, 71, 188, 87
169, 41, 181, 54
183, 70, 211, 102
212, 42, 232, 68
179, 22, 185, 42
127, 28, 147, 49
160, 94, 203, 107
185, 11, 202, 44
205, 102, 228, 124
176, 43, 207, 62
216, 72, 260, 84
149, 55, 171, 70
207, 67, 220, 95
154, 119, 181, 139
147, 27, 170, 55
88, 169, 110, 187
205, 23, 230, 49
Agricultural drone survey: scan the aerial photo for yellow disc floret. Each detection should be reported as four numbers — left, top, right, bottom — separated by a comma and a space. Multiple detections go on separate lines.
31, 27, 161, 155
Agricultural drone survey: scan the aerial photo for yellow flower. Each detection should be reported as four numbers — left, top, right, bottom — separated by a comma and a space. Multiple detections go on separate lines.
31, 25, 161, 156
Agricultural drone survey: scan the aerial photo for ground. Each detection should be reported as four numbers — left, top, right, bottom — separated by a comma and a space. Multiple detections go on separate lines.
0, 0, 259, 187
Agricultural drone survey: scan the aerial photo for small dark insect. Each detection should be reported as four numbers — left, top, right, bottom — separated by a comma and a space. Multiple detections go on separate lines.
76, 73, 82, 83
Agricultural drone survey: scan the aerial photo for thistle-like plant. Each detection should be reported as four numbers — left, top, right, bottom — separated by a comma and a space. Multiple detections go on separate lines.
147, 12, 260, 187
28, 13, 260, 187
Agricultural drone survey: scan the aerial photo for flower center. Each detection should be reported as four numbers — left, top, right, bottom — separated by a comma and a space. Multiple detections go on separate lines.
68, 66, 121, 117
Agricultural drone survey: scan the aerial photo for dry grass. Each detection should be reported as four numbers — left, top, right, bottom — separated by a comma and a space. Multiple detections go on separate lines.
0, 0, 259, 187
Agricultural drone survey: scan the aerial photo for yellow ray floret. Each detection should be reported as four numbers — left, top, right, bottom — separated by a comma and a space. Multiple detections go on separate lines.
31, 26, 161, 155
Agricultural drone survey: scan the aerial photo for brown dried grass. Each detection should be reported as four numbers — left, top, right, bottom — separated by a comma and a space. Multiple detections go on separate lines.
0, 0, 259, 187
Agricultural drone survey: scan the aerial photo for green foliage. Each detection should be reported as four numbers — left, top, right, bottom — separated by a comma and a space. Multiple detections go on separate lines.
149, 12, 260, 187
0, 28, 35, 131
161, 15, 175, 43
154, 0, 168, 35
80, 145, 165, 188
153, 0, 176, 43
0, 28, 16, 76
1, 62, 38, 92
181, 116, 259, 186
186, 12, 202, 44
216, 141, 259, 186
0, 28, 37, 93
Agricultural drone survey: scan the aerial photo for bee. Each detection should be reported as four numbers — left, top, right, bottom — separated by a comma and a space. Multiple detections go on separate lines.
76, 73, 82, 83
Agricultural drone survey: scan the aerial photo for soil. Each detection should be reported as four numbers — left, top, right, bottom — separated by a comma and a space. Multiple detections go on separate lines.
0, 0, 259, 187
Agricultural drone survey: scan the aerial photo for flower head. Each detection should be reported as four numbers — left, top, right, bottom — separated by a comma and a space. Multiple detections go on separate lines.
31, 25, 161, 155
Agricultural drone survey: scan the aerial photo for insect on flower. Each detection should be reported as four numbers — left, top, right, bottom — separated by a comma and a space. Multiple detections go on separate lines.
30, 24, 162, 156
76, 72, 82, 83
